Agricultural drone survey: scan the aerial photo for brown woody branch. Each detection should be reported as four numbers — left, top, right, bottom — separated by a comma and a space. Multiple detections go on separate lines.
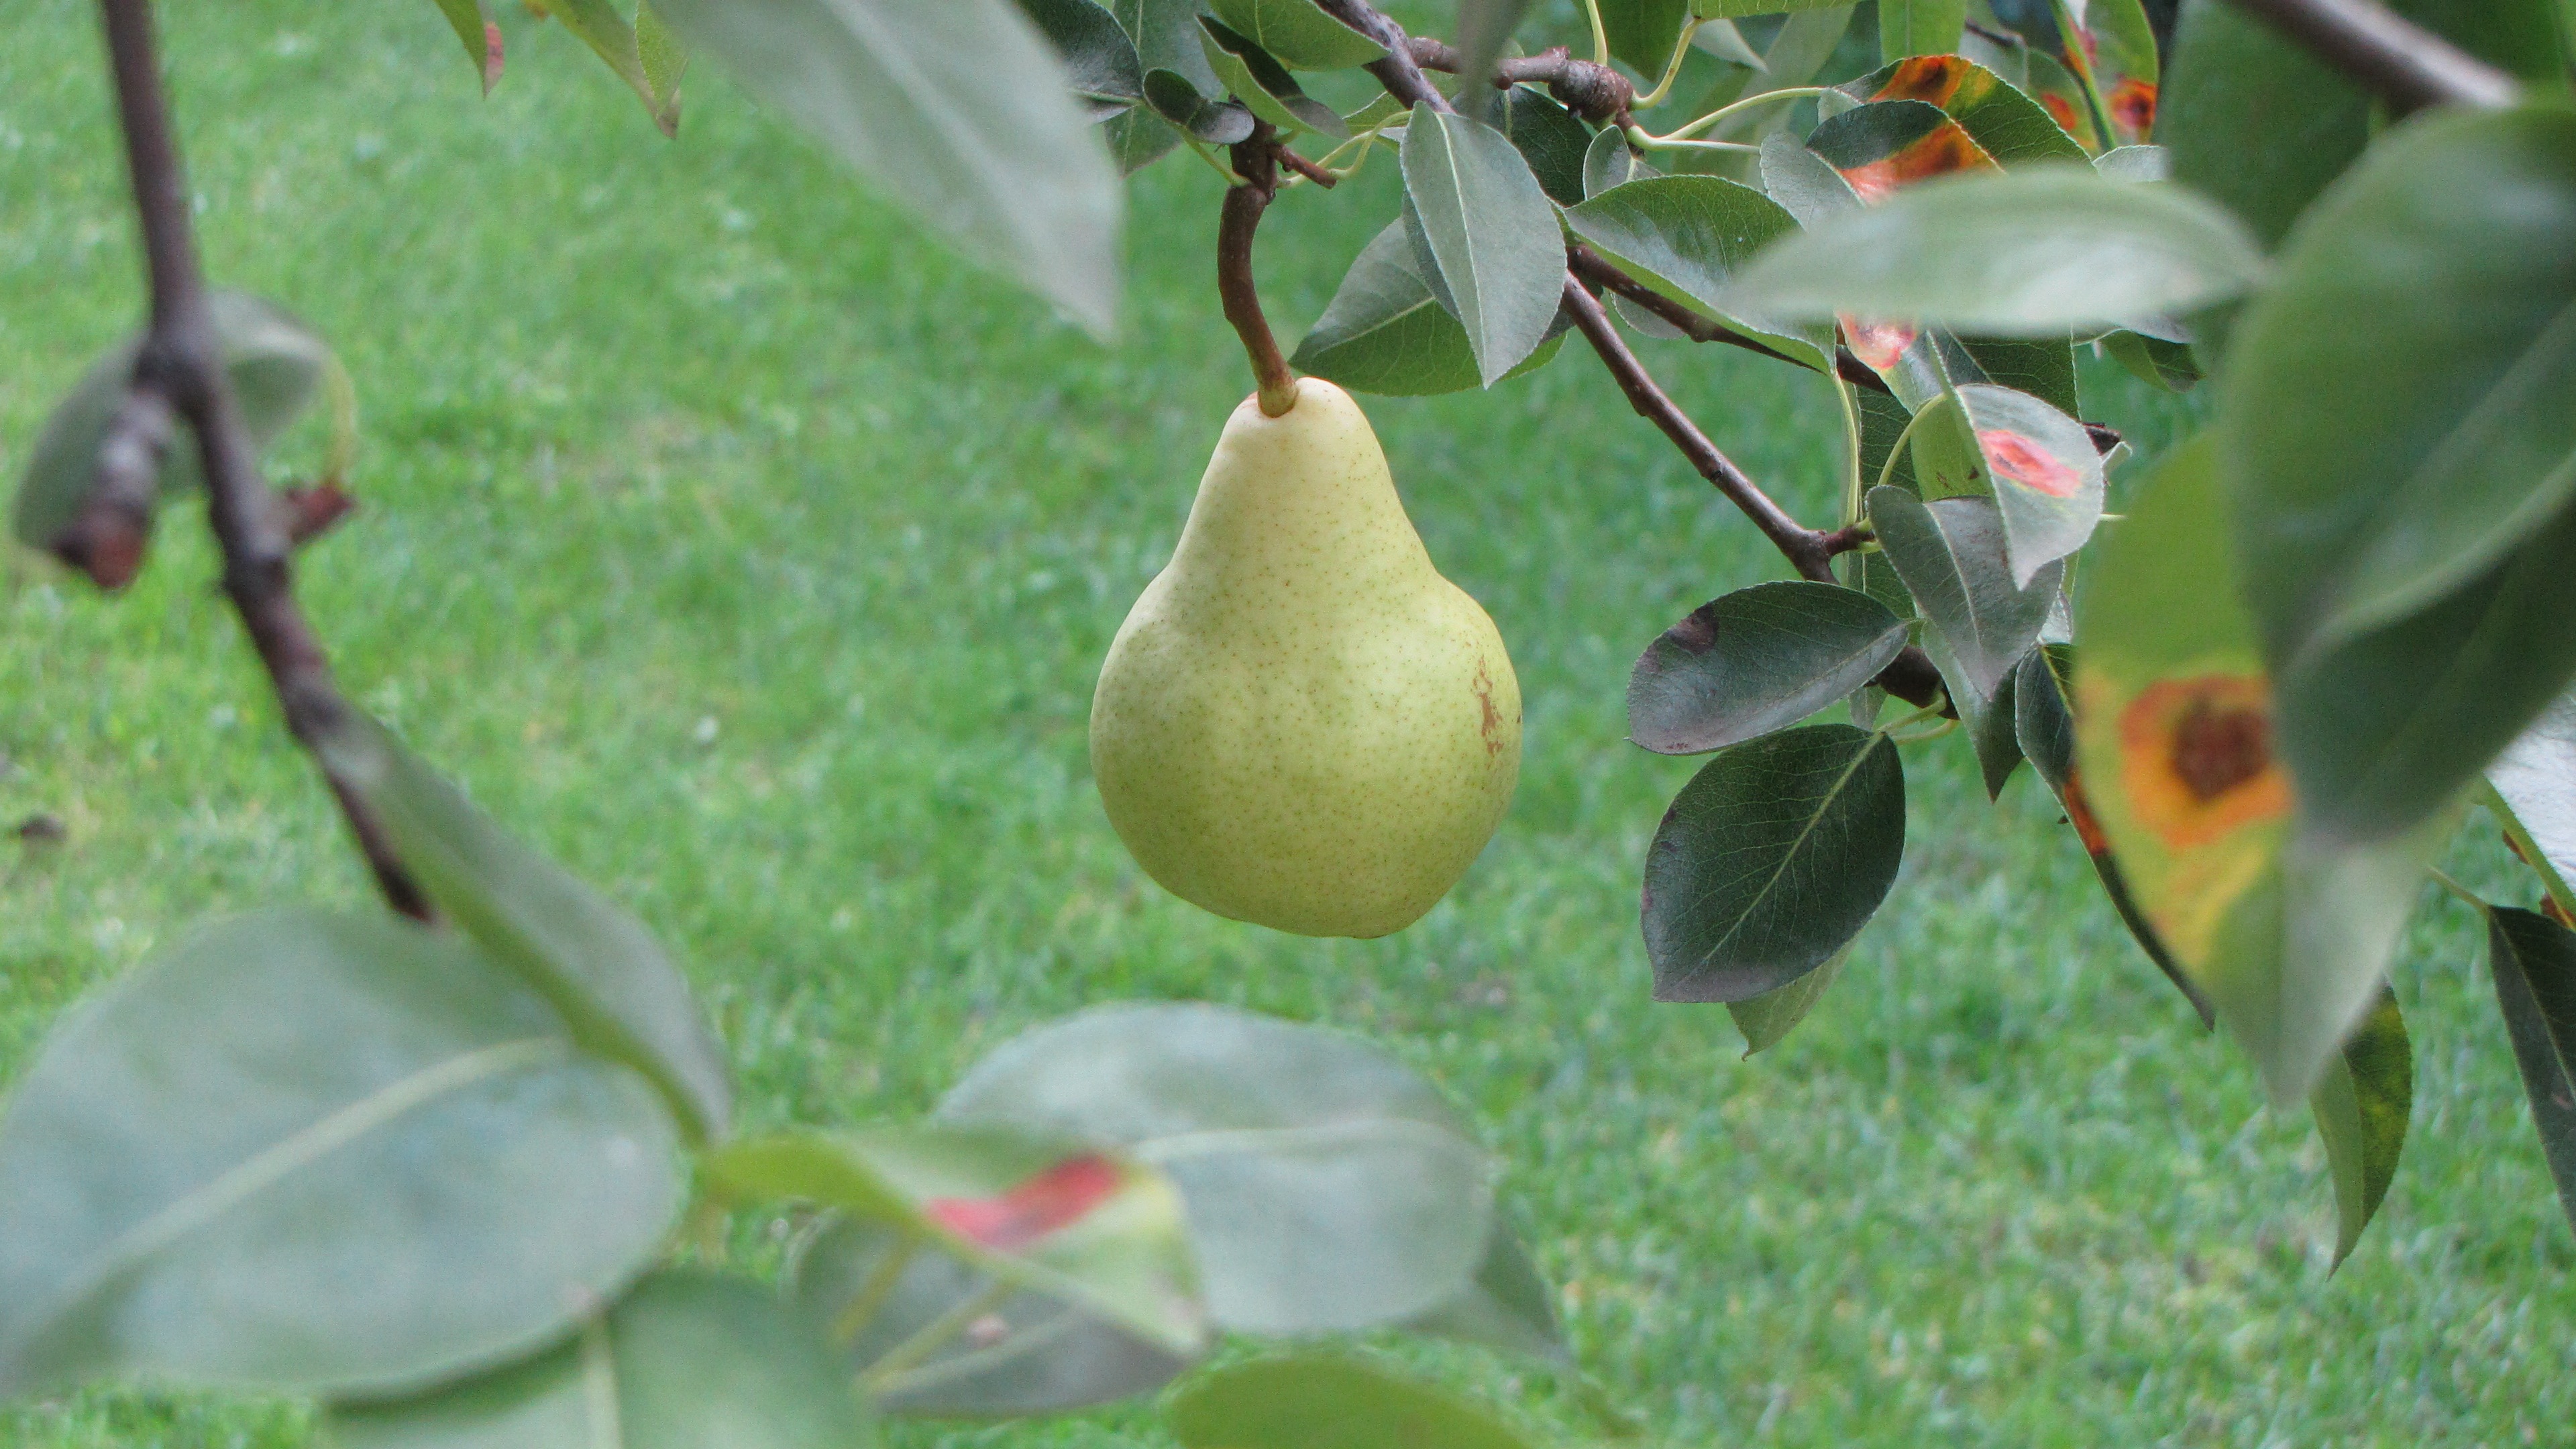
97, 0, 431, 920
1404, 38, 1635, 123
1220, 124, 1298, 417
2223, 0, 2518, 115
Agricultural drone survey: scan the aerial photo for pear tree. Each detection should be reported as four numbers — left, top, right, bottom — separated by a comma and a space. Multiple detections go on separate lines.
9, 0, 2576, 1443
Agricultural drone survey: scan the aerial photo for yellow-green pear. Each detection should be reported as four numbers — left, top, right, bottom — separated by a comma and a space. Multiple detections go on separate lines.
1090, 377, 1521, 938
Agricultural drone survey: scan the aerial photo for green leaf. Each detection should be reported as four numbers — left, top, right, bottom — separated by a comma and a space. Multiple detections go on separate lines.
1836, 55, 2086, 165
1401, 104, 1568, 386
1642, 724, 1907, 1002
1204, 0, 1386, 68
2310, 986, 2410, 1268
1398, 1217, 1563, 1360
634, 0, 688, 131
13, 292, 335, 555
323, 720, 733, 1143
2230, 106, 2576, 672
1486, 86, 1591, 207
709, 1125, 1203, 1357
934, 1003, 1503, 1335
791, 1216, 1191, 1414
1455, 0, 1534, 95
0, 910, 684, 1397
1723, 166, 2266, 335
2486, 905, 2576, 1235
327, 1273, 873, 1449
2160, 1, 2367, 251
1114, 0, 1224, 92
1727, 947, 1849, 1055
1601, 0, 1693, 73
1693, 0, 1853, 15
1020, 0, 1147, 102
1584, 127, 1657, 199
1626, 581, 1908, 753
1146, 66, 1256, 142
1878, 0, 1965, 62
1290, 222, 1564, 396
1953, 382, 2101, 585
1956, 333, 2079, 419
1167, 1352, 1540, 1449
1927, 625, 2024, 800
1104, 105, 1184, 173
1565, 175, 1834, 370
1200, 19, 1346, 136
2490, 690, 2576, 912
2099, 327, 2200, 392
529, 0, 680, 135
1868, 486, 2057, 698
429, 0, 504, 93
649, 0, 1124, 339
1756, 131, 1861, 225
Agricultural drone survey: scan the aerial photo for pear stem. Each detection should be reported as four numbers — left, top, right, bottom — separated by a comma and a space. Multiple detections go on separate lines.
1220, 127, 1299, 418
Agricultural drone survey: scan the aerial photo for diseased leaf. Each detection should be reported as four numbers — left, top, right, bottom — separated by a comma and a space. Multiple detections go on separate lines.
1807, 99, 1999, 199
1868, 486, 2058, 698
1838, 56, 2086, 166
1722, 167, 2267, 335
1401, 104, 1568, 386
429, 0, 505, 93
934, 1004, 1504, 1336
324, 720, 733, 1143
327, 1273, 873, 1449
1953, 382, 2102, 585
2487, 906, 2576, 1235
651, 0, 1124, 338
1291, 223, 1564, 396
2311, 987, 2410, 1268
0, 911, 684, 1397
1626, 581, 1908, 754
1643, 724, 1907, 1003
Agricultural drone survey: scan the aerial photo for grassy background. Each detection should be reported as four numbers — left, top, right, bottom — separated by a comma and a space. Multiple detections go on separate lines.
3, 3, 2571, 1444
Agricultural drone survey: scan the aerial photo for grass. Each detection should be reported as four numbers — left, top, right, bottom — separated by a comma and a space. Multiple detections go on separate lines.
2, 3, 2571, 1444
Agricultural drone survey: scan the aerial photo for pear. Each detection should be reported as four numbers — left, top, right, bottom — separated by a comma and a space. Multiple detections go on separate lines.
1091, 378, 1521, 938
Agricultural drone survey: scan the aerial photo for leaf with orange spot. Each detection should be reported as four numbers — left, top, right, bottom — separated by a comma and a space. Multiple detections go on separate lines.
1807, 99, 2000, 203
1953, 382, 2103, 584
2051, 0, 2159, 145
1839, 56, 2087, 166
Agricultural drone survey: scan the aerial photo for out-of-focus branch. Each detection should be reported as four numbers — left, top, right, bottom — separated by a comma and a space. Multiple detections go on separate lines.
97, 0, 431, 920
2224, 0, 2518, 114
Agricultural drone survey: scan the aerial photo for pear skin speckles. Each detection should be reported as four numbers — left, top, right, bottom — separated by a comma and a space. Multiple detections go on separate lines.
1090, 378, 1521, 938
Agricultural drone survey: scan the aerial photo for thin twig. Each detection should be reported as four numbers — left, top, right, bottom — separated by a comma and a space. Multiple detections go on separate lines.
97, 0, 431, 920
1220, 125, 1297, 417
2223, 0, 2518, 114
1568, 246, 1896, 394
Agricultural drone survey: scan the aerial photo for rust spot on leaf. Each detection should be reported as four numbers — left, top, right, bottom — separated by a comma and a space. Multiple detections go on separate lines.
2117, 675, 2292, 850
2110, 80, 2157, 139
1841, 317, 1917, 374
2041, 93, 2086, 135
1872, 56, 1971, 109
925, 1154, 1124, 1252
1839, 121, 1994, 202
1978, 429, 2083, 499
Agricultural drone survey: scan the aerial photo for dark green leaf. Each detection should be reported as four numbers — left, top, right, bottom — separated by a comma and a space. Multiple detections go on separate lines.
1756, 131, 1860, 225
1722, 167, 2267, 335
1114, 0, 1224, 91
1727, 947, 1849, 1055
1399, 1216, 1563, 1360
1401, 104, 1568, 386
1105, 105, 1185, 173
1456, 0, 1534, 93
429, 0, 503, 93
2311, 986, 2410, 1268
1953, 381, 2102, 584
1837, 56, 2086, 166
1955, 334, 2078, 419
1933, 627, 2025, 800
1201, 19, 1345, 135
1868, 486, 2058, 698
1146, 67, 1257, 142
324, 721, 731, 1142
792, 1216, 1191, 1414
14, 293, 335, 554
1878, 0, 1965, 61
2099, 328, 2200, 392
1486, 86, 1591, 207
1021, 0, 1146, 101
530, 0, 680, 135
2487, 906, 2576, 1235
328, 1273, 872, 1449
708, 1126, 1203, 1357
935, 1004, 1501, 1334
1204, 0, 1387, 68
1695, 0, 1853, 15
1643, 724, 1907, 1002
1584, 127, 1656, 199
2490, 691, 2576, 911
2161, 2, 2367, 250
1167, 1352, 1540, 1449
1565, 175, 1833, 370
2396, 0, 2567, 79
1626, 581, 1908, 753
0, 910, 683, 1397
1291, 223, 1564, 396
1601, 0, 1693, 72
650, 0, 1123, 337
2231, 107, 2576, 667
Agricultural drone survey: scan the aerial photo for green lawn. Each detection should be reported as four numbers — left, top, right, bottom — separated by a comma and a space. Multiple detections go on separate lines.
3, 3, 2571, 1445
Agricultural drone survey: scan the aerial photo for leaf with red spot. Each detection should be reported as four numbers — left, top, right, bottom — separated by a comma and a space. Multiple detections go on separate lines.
2049, 0, 2159, 146
706, 1125, 1204, 1360
429, 0, 504, 94
1953, 382, 2102, 585
1837, 56, 2086, 166
1807, 99, 2000, 202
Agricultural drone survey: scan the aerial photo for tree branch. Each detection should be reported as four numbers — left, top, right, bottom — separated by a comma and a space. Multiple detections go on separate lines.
97, 0, 431, 920
1404, 38, 1635, 123
2222, 0, 2518, 114
1567, 245, 1897, 394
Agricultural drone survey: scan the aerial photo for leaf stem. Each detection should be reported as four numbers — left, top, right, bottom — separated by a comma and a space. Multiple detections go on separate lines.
1219, 126, 1298, 417
1580, 0, 1610, 67
831, 1233, 924, 1344
1649, 87, 1830, 143
1629, 20, 1703, 110
855, 1278, 1015, 1395
1619, 122, 1759, 156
